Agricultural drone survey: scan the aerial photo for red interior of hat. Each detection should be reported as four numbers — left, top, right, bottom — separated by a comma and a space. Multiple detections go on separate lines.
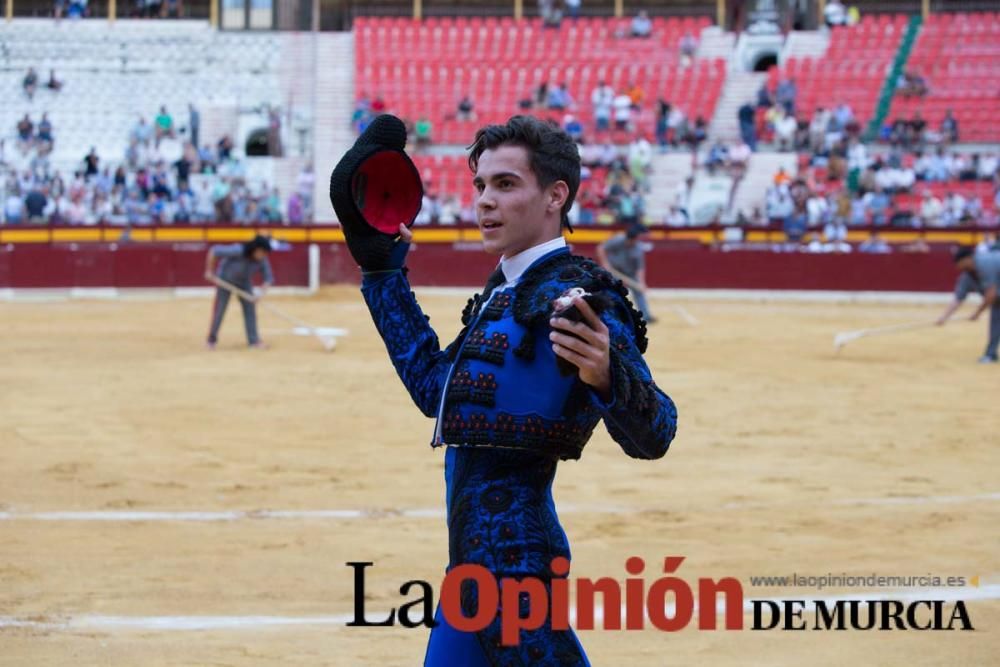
352, 150, 422, 235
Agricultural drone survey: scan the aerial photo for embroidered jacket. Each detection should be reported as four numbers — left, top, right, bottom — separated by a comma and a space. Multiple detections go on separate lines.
362, 247, 677, 662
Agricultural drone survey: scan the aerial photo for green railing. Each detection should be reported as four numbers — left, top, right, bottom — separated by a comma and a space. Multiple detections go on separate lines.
863, 13, 922, 141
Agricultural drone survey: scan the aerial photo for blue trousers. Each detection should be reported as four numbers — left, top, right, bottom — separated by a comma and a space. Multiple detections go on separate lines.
424, 597, 590, 666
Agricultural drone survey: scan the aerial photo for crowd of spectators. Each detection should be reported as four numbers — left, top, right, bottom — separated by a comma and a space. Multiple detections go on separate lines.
747, 146, 999, 253
52, 0, 185, 20
2, 103, 311, 226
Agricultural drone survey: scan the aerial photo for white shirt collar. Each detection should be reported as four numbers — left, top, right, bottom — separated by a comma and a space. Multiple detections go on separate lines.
499, 236, 567, 288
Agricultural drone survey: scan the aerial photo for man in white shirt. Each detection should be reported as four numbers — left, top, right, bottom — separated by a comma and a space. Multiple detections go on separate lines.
590, 81, 615, 133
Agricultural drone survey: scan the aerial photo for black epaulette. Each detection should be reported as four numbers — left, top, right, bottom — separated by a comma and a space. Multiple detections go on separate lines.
512, 253, 649, 354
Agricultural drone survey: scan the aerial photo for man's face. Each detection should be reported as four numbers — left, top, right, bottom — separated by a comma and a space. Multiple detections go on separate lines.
252, 248, 267, 262
957, 257, 975, 273
472, 145, 564, 258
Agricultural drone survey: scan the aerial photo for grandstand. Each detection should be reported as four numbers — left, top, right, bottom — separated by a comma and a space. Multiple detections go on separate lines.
0, 6, 997, 238
886, 11, 1000, 142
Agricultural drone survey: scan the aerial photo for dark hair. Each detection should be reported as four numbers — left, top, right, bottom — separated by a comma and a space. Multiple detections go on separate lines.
243, 234, 272, 258
467, 115, 581, 231
952, 245, 974, 264
626, 225, 644, 240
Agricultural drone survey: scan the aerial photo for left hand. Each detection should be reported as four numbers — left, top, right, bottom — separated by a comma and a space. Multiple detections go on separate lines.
549, 296, 612, 399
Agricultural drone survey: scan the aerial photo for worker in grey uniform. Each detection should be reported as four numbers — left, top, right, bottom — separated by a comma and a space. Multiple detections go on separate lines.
937, 244, 1000, 364
596, 225, 656, 323
204, 234, 274, 349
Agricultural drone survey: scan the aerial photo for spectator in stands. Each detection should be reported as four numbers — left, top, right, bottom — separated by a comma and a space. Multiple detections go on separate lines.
628, 136, 653, 190
863, 186, 891, 226
540, 0, 563, 28
4, 185, 24, 225
943, 191, 967, 226
564, 0, 581, 19
738, 101, 756, 150
705, 139, 728, 173
23, 68, 38, 101
45, 69, 63, 93
655, 99, 671, 151
679, 32, 698, 67
413, 117, 433, 150
824, 216, 850, 252
859, 232, 891, 253
155, 106, 174, 144
940, 110, 959, 144
563, 115, 584, 143
267, 105, 283, 157
546, 83, 574, 111
824, 0, 846, 27
131, 116, 153, 147
687, 116, 708, 154
667, 106, 688, 149
756, 83, 772, 109
623, 83, 644, 113
774, 111, 797, 152
766, 184, 793, 225
218, 135, 234, 161
612, 91, 632, 132
83, 147, 100, 179
908, 112, 927, 147
978, 153, 997, 181
24, 185, 48, 223
809, 107, 830, 152
775, 77, 797, 116
37, 114, 54, 152
16, 115, 34, 152
666, 204, 689, 226
591, 81, 614, 133
456, 95, 476, 121
630, 10, 652, 38
728, 141, 751, 179
183, 102, 200, 149
832, 101, 853, 132
784, 206, 808, 245
295, 164, 314, 220
898, 70, 928, 98
924, 148, 950, 182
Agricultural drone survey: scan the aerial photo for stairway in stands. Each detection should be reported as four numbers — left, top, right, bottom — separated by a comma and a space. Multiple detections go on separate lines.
644, 152, 696, 223
708, 71, 767, 143
310, 32, 356, 224
780, 30, 830, 61
728, 152, 798, 219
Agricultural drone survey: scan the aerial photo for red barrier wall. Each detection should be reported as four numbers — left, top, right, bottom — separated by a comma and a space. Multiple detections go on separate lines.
0, 244, 311, 289
316, 243, 957, 292
0, 242, 958, 292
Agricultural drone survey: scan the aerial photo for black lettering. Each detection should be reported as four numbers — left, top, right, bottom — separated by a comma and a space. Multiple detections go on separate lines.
814, 600, 846, 630
751, 601, 781, 630
783, 601, 806, 631
398, 580, 436, 628
849, 601, 876, 630
946, 601, 975, 631
906, 601, 934, 630
880, 600, 906, 630
346, 562, 396, 627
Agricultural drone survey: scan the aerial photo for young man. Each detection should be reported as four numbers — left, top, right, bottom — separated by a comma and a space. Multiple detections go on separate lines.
937, 245, 1000, 363
331, 115, 677, 665
204, 234, 273, 349
596, 225, 656, 323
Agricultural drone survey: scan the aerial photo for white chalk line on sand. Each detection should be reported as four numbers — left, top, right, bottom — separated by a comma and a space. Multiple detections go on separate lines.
2, 586, 998, 633
0, 493, 997, 523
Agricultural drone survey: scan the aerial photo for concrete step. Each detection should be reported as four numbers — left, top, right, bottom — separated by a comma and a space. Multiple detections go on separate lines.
728, 151, 798, 218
